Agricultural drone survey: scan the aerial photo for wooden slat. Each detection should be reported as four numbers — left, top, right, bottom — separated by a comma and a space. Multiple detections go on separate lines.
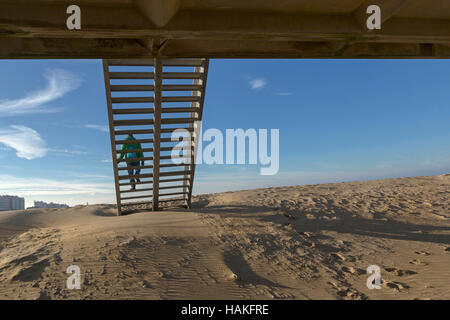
115, 128, 154, 135
116, 147, 153, 154
118, 165, 154, 171
161, 118, 196, 124
111, 97, 154, 103
121, 201, 152, 207
162, 72, 202, 79
120, 194, 153, 201
107, 59, 154, 66
159, 178, 190, 184
159, 185, 185, 190
109, 72, 154, 79
117, 157, 153, 163
107, 59, 203, 67
113, 108, 154, 115
113, 119, 153, 126
120, 187, 153, 194
159, 192, 188, 197
163, 59, 204, 67
110, 85, 154, 92
162, 107, 200, 114
114, 127, 193, 135
162, 84, 202, 91
116, 138, 153, 145
119, 180, 153, 186
118, 173, 153, 181
159, 197, 186, 203
162, 96, 201, 103
160, 170, 191, 177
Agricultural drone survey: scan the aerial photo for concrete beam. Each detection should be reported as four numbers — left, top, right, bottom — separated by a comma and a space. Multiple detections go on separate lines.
1, 3, 450, 43
135, 0, 180, 27
0, 1, 450, 58
1, 37, 448, 59
353, 0, 409, 29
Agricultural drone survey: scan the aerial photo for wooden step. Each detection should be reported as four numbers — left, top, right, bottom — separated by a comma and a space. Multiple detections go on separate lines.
114, 127, 193, 136
107, 59, 203, 67
118, 165, 153, 171
162, 96, 201, 103
160, 170, 191, 177
120, 187, 153, 194
163, 59, 204, 67
159, 197, 186, 203
110, 85, 154, 92
107, 59, 155, 66
113, 107, 200, 115
161, 118, 196, 125
109, 72, 154, 79
162, 84, 202, 91
117, 157, 153, 163
113, 119, 153, 127
115, 129, 154, 135
119, 180, 153, 187
159, 185, 185, 190
162, 107, 200, 114
120, 194, 153, 201
159, 192, 188, 197
159, 178, 190, 184
116, 138, 153, 145
118, 173, 153, 181
162, 72, 202, 79
113, 108, 154, 115
111, 97, 154, 104
120, 200, 152, 207
116, 147, 153, 154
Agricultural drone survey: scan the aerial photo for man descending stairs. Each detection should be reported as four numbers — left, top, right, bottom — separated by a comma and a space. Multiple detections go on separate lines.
102, 58, 209, 215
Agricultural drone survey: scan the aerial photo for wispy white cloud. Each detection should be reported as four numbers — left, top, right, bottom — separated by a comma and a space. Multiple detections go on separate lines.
101, 159, 112, 163
85, 124, 109, 133
0, 125, 47, 160
0, 69, 83, 116
0, 174, 113, 204
249, 78, 267, 90
47, 148, 88, 156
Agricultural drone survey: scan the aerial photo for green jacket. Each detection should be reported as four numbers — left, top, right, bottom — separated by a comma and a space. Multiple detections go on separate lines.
118, 136, 144, 161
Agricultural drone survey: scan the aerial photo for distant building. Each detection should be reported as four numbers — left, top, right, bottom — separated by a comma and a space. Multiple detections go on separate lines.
32, 201, 69, 209
0, 195, 25, 211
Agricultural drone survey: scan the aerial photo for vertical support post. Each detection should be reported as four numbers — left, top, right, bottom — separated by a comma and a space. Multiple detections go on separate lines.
187, 59, 209, 208
102, 60, 122, 216
153, 58, 162, 211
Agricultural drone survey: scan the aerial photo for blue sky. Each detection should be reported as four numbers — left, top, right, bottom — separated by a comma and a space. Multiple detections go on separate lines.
0, 59, 449, 208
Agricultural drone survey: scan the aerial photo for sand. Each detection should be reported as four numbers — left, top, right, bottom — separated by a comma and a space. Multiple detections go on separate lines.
0, 174, 449, 300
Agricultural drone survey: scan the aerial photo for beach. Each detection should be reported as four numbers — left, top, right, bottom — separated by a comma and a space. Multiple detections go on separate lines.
0, 174, 449, 300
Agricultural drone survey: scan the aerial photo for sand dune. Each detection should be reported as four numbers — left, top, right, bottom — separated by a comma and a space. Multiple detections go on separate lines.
0, 174, 449, 300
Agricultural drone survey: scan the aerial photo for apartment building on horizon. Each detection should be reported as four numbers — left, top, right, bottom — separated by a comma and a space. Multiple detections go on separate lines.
0, 195, 25, 211
32, 201, 69, 209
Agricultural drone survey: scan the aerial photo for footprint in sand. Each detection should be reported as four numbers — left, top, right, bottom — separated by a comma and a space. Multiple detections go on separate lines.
342, 266, 365, 275
384, 267, 417, 276
409, 259, 428, 266
414, 251, 431, 256
382, 280, 410, 291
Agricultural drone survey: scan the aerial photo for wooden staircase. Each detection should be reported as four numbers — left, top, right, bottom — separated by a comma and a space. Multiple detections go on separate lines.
102, 58, 209, 215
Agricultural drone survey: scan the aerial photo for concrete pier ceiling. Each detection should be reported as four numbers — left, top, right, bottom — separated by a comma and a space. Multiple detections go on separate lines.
1, 0, 450, 59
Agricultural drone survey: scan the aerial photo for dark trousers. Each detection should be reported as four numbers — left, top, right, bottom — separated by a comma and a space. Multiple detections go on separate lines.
127, 162, 141, 184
